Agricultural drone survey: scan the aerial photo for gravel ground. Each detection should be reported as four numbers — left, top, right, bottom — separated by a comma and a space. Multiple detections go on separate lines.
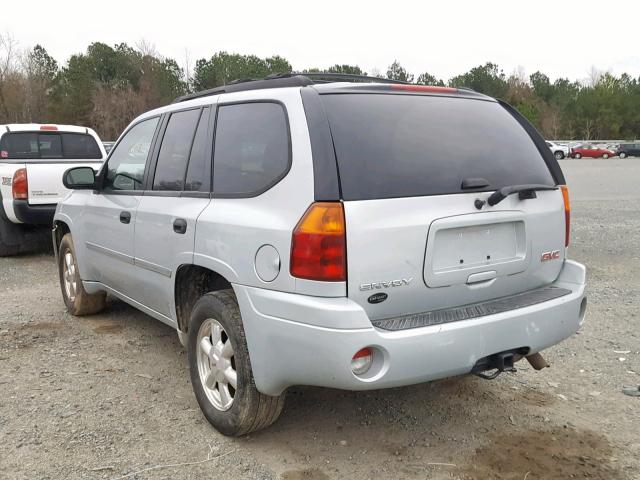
1, 158, 639, 480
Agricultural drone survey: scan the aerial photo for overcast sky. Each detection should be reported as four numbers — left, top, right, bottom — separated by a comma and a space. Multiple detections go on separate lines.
2, 0, 638, 82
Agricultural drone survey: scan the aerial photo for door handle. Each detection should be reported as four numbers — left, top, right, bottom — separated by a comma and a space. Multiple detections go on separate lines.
173, 218, 187, 234
119, 211, 131, 224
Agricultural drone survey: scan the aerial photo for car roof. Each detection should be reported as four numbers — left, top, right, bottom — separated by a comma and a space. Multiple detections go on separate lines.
1, 123, 98, 135
136, 75, 495, 125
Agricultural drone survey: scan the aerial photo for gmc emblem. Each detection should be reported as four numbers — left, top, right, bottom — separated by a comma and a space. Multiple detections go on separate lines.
541, 250, 561, 262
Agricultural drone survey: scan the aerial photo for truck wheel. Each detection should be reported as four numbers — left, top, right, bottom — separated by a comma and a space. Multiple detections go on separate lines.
0, 217, 20, 256
58, 233, 106, 315
188, 290, 285, 436
0, 216, 51, 257
619, 152, 627, 159
554, 151, 564, 160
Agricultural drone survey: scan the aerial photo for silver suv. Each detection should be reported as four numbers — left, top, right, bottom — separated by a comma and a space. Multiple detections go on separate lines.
53, 74, 587, 436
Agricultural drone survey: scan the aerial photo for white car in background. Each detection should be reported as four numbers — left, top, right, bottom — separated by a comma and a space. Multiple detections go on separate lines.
546, 141, 570, 160
0, 124, 105, 256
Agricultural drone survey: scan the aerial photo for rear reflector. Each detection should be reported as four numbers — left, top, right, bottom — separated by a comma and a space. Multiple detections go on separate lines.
561, 185, 570, 246
12, 168, 28, 200
351, 347, 373, 375
40, 125, 58, 131
391, 84, 457, 94
290, 202, 346, 282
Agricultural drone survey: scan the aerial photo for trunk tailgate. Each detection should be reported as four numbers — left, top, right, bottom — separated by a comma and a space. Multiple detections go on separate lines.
345, 190, 565, 319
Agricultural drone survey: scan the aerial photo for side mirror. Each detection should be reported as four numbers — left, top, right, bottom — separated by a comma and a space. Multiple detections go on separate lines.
63, 166, 96, 190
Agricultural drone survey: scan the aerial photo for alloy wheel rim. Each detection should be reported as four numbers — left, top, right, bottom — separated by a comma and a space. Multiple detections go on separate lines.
62, 251, 77, 302
196, 318, 237, 411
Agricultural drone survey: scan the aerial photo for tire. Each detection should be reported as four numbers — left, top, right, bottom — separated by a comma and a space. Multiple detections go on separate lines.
602, 153, 609, 159
0, 216, 49, 257
575, 153, 582, 159
619, 152, 627, 159
58, 233, 106, 315
188, 290, 285, 436
554, 151, 564, 160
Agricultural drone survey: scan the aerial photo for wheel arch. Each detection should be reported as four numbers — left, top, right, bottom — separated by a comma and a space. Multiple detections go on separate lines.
174, 264, 233, 334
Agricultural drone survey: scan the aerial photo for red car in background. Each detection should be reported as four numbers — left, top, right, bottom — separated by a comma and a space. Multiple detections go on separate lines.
570, 145, 616, 159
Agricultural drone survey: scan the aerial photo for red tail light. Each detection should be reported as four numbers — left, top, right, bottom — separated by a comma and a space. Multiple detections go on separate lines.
290, 202, 346, 282
561, 185, 570, 246
40, 125, 58, 131
12, 168, 28, 200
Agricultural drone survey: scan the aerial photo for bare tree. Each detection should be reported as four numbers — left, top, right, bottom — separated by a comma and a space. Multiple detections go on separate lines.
0, 32, 22, 121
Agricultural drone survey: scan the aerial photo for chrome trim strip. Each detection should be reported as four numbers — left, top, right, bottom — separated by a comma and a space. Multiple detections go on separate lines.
134, 257, 172, 278
85, 241, 134, 265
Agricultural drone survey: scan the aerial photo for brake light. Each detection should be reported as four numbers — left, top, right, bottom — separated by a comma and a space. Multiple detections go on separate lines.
290, 202, 346, 282
12, 168, 28, 200
391, 84, 457, 94
561, 185, 570, 246
40, 125, 58, 131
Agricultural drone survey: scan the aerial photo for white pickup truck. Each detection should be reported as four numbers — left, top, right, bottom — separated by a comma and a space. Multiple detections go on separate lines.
0, 124, 105, 256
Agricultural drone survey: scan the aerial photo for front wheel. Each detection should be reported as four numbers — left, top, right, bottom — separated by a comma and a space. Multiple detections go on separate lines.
188, 290, 285, 436
574, 153, 582, 159
554, 151, 565, 160
619, 152, 627, 159
58, 233, 106, 315
602, 153, 609, 159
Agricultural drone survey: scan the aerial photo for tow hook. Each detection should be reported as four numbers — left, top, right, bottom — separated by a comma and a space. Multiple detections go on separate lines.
472, 351, 518, 380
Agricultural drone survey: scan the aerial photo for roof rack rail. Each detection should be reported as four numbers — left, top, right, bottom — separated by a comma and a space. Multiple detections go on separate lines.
173, 72, 411, 103
297, 72, 410, 85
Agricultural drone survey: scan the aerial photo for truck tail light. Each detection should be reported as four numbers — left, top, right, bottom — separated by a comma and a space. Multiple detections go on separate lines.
290, 202, 346, 282
561, 185, 570, 246
12, 168, 28, 200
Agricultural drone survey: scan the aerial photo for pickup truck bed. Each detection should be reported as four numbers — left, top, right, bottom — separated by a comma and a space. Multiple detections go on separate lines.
0, 124, 105, 255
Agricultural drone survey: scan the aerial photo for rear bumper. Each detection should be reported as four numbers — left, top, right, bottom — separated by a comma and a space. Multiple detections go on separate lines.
13, 200, 56, 225
235, 260, 586, 396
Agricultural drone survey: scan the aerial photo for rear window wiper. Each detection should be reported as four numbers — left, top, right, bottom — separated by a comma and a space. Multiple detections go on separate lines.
486, 184, 558, 206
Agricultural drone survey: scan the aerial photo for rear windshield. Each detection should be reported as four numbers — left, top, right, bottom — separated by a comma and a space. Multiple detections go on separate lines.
321, 94, 555, 201
0, 132, 102, 160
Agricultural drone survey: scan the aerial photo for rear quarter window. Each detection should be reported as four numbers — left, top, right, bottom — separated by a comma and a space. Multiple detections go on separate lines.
321, 94, 555, 201
213, 102, 290, 197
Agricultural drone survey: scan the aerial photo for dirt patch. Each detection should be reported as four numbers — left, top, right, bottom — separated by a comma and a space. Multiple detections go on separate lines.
281, 469, 331, 480
515, 388, 556, 408
17, 321, 63, 332
460, 426, 623, 480
87, 319, 123, 334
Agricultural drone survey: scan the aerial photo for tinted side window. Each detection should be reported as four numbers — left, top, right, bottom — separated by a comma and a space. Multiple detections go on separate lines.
104, 117, 159, 191
185, 106, 212, 192
213, 102, 289, 196
61, 133, 102, 159
153, 108, 201, 191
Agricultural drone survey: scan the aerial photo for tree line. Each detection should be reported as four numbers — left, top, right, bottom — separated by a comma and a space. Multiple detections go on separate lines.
1, 34, 638, 141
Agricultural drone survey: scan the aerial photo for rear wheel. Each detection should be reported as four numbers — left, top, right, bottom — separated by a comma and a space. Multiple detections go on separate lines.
619, 152, 627, 158
0, 216, 49, 257
58, 233, 106, 315
188, 290, 285, 436
574, 153, 582, 159
554, 151, 564, 160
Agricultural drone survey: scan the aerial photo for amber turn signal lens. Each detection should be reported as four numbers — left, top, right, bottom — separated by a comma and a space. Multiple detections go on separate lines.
290, 202, 346, 282
561, 185, 570, 247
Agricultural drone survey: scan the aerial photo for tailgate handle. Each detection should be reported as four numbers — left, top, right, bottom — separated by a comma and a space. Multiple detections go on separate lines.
119, 211, 131, 224
467, 271, 497, 284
